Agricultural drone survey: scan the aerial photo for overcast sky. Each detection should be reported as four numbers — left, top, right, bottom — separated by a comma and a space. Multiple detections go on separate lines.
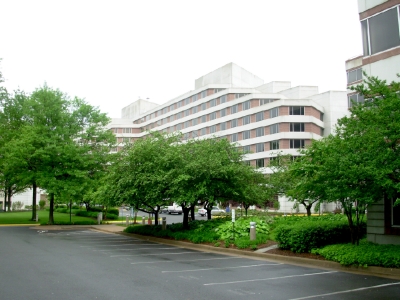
0, 0, 362, 118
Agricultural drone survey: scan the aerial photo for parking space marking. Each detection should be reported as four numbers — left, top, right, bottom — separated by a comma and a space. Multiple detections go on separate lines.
131, 256, 236, 265
288, 282, 400, 300
110, 251, 207, 258
162, 263, 281, 273
203, 271, 337, 286
80, 242, 150, 247
97, 247, 176, 252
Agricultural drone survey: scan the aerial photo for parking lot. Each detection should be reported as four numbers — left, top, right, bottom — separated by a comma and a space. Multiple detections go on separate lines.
1, 227, 398, 300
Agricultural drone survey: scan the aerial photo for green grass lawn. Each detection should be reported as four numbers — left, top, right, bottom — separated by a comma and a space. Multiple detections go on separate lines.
0, 210, 96, 225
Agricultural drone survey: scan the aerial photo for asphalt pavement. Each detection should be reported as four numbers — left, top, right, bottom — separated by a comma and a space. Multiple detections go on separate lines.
1, 226, 399, 300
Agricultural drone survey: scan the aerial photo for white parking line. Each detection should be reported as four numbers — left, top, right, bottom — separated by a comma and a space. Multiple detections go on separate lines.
288, 282, 400, 300
111, 251, 205, 258
97, 247, 176, 252
80, 243, 150, 247
162, 263, 281, 273
204, 271, 337, 286
131, 257, 236, 265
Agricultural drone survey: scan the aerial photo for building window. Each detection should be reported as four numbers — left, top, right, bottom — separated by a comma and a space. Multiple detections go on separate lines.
209, 112, 216, 120
220, 108, 227, 117
242, 130, 250, 140
256, 143, 264, 152
361, 7, 400, 56
231, 119, 238, 128
231, 104, 238, 114
348, 94, 365, 107
201, 90, 207, 98
256, 127, 264, 137
235, 93, 246, 98
184, 98, 190, 105
242, 145, 250, 153
243, 115, 251, 125
320, 128, 324, 136
220, 95, 227, 104
192, 94, 198, 102
210, 125, 216, 134
290, 123, 304, 132
192, 118, 197, 126
270, 140, 279, 150
256, 111, 264, 122
320, 112, 324, 121
290, 139, 305, 149
270, 124, 279, 134
347, 68, 362, 84
176, 123, 182, 131
220, 122, 226, 131
170, 104, 175, 111
163, 107, 168, 114
201, 115, 207, 123
177, 101, 181, 108
209, 99, 216, 107
231, 133, 238, 142
242, 100, 250, 111
201, 128, 206, 135
256, 158, 264, 168
123, 137, 130, 143
122, 128, 131, 133
289, 106, 304, 115
260, 99, 276, 105
185, 109, 190, 117
170, 115, 175, 122
177, 112, 182, 119
270, 107, 279, 118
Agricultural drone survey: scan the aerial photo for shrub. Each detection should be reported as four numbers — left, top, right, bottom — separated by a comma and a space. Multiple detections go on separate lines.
88, 206, 103, 212
274, 218, 366, 253
234, 234, 268, 249
312, 240, 400, 268
107, 208, 119, 216
104, 213, 118, 220
12, 201, 24, 211
215, 216, 271, 240
39, 200, 46, 210
55, 208, 68, 213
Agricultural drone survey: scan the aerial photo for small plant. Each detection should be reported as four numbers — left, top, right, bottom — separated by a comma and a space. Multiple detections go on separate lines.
214, 242, 221, 247
11, 201, 24, 211
225, 240, 230, 248
39, 200, 46, 210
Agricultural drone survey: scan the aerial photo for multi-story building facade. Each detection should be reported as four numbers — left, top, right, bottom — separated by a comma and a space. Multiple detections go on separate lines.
109, 63, 348, 213
346, 0, 400, 244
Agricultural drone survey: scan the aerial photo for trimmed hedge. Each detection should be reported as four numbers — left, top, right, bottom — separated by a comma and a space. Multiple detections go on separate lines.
274, 218, 366, 253
312, 240, 400, 268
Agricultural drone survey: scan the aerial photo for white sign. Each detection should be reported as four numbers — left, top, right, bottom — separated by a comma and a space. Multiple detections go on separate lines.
232, 209, 235, 223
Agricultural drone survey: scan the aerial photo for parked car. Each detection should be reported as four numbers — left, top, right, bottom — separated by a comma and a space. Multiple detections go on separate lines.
167, 204, 182, 214
160, 206, 169, 214
198, 206, 224, 216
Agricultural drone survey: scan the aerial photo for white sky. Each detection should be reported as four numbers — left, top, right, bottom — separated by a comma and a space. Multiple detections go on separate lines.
0, 0, 362, 118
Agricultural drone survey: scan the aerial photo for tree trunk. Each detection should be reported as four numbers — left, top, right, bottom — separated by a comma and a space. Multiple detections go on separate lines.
190, 206, 195, 221
31, 182, 37, 221
182, 207, 190, 229
3, 190, 7, 212
154, 211, 159, 225
206, 208, 212, 220
48, 193, 55, 225
306, 205, 312, 217
7, 186, 12, 211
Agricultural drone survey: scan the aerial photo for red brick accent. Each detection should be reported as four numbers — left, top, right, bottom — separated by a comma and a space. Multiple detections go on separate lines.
263, 111, 269, 120
305, 107, 321, 119
238, 118, 243, 126
305, 139, 312, 146
305, 123, 322, 134
279, 123, 290, 132
227, 94, 235, 101
279, 106, 288, 116
251, 114, 256, 123
250, 160, 256, 167
207, 89, 213, 96
251, 99, 259, 108
250, 144, 256, 153
281, 139, 289, 149
250, 129, 256, 138
132, 128, 141, 133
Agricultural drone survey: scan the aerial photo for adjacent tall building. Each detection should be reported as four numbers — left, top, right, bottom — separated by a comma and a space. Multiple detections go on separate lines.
346, 0, 400, 244
109, 62, 348, 213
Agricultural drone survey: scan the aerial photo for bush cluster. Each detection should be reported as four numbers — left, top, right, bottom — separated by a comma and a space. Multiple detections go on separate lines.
274, 216, 366, 253
312, 240, 400, 268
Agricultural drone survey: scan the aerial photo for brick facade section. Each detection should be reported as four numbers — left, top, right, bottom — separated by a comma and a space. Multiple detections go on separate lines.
305, 123, 322, 135
281, 139, 289, 149
305, 106, 321, 119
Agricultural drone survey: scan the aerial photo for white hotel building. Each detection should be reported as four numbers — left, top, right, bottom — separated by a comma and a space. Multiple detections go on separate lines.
109, 63, 348, 213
